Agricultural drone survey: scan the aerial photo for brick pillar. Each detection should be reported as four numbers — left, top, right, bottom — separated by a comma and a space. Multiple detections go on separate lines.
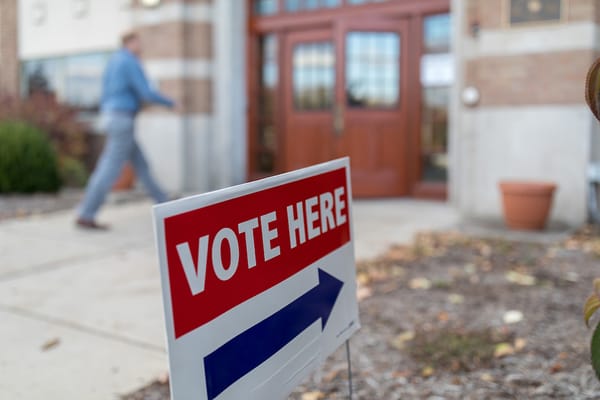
0, 0, 19, 95
130, 0, 215, 193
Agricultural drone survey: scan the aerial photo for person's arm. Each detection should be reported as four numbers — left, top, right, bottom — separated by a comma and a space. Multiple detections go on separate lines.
126, 57, 175, 108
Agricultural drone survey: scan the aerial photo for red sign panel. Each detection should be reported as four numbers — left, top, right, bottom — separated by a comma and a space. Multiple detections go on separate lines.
164, 168, 351, 338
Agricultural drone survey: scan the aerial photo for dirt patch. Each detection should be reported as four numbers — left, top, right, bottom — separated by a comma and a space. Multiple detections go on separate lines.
124, 228, 600, 399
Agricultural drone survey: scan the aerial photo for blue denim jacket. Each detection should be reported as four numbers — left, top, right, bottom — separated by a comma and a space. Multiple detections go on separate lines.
101, 48, 174, 113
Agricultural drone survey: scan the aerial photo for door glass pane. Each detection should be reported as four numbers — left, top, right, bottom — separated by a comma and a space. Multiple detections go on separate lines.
293, 41, 335, 111
254, 0, 278, 15
347, 0, 388, 4
346, 31, 400, 108
421, 13, 453, 182
257, 34, 279, 173
423, 13, 451, 53
285, 0, 341, 12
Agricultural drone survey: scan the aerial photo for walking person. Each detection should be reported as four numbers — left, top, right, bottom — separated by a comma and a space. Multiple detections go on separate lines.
76, 30, 175, 230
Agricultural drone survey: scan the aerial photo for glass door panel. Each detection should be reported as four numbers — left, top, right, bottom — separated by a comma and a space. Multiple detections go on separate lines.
420, 13, 452, 183
292, 41, 335, 110
345, 31, 400, 109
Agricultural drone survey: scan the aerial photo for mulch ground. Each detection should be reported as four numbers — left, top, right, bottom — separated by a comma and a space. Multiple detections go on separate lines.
0, 189, 146, 221
124, 227, 600, 399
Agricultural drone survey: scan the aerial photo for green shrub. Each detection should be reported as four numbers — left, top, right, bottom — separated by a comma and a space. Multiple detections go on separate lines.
59, 156, 88, 188
0, 93, 91, 170
0, 120, 61, 193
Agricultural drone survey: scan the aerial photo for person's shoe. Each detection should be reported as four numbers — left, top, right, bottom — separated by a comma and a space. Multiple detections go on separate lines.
75, 218, 109, 231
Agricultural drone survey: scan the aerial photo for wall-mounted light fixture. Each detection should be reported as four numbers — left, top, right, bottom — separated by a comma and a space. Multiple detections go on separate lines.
140, 0, 162, 8
461, 86, 480, 107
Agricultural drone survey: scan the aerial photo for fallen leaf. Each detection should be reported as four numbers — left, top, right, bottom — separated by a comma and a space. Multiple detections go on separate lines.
464, 263, 477, 275
514, 338, 527, 351
480, 373, 494, 382
356, 285, 372, 301
480, 244, 492, 257
503, 310, 524, 324
409, 277, 431, 290
494, 342, 515, 358
437, 311, 450, 322
448, 293, 464, 304
549, 362, 563, 374
392, 370, 412, 378
41, 337, 60, 351
421, 366, 435, 377
356, 272, 371, 286
323, 369, 343, 383
301, 392, 324, 400
384, 246, 413, 261
506, 271, 537, 286
390, 266, 406, 277
390, 331, 415, 350
563, 271, 579, 283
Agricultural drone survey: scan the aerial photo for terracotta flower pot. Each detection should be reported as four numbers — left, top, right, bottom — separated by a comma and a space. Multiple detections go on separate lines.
499, 181, 557, 231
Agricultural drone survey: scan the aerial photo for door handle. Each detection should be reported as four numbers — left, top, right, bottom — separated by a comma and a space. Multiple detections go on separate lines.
333, 103, 344, 136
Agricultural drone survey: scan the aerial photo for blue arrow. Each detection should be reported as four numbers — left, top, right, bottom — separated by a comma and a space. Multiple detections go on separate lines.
203, 268, 344, 400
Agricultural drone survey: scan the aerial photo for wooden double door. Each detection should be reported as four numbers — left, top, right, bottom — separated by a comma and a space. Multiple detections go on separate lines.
282, 18, 409, 197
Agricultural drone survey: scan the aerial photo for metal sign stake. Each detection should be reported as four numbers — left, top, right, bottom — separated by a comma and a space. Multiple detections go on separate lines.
345, 339, 353, 400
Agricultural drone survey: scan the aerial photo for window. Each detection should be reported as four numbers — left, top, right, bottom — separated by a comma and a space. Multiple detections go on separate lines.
347, 0, 387, 5
254, 0, 278, 15
293, 41, 335, 111
509, 0, 562, 25
285, 0, 340, 12
253, 0, 388, 15
420, 13, 452, 182
21, 52, 112, 117
346, 31, 400, 108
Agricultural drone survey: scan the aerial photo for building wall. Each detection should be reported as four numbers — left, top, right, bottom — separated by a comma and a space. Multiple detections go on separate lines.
132, 0, 215, 193
0, 0, 19, 95
16, 0, 232, 195
18, 0, 132, 58
451, 0, 600, 227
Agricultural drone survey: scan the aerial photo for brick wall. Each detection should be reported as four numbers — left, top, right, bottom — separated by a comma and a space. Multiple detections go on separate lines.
466, 0, 597, 31
134, 0, 213, 116
464, 0, 598, 107
0, 0, 19, 95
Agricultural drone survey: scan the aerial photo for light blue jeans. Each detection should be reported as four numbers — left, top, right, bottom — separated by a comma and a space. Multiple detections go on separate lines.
78, 111, 167, 220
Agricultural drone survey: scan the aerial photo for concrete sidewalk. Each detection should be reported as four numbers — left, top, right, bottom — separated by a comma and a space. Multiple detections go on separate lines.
0, 198, 458, 399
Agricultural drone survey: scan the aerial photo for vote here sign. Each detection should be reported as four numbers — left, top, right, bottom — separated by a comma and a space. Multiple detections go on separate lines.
153, 158, 360, 400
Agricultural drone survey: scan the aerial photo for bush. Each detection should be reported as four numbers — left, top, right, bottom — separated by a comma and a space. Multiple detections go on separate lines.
0, 120, 61, 193
59, 156, 88, 188
0, 93, 90, 164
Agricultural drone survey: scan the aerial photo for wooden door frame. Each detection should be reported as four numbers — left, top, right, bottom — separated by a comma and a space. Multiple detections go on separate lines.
246, 0, 451, 197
